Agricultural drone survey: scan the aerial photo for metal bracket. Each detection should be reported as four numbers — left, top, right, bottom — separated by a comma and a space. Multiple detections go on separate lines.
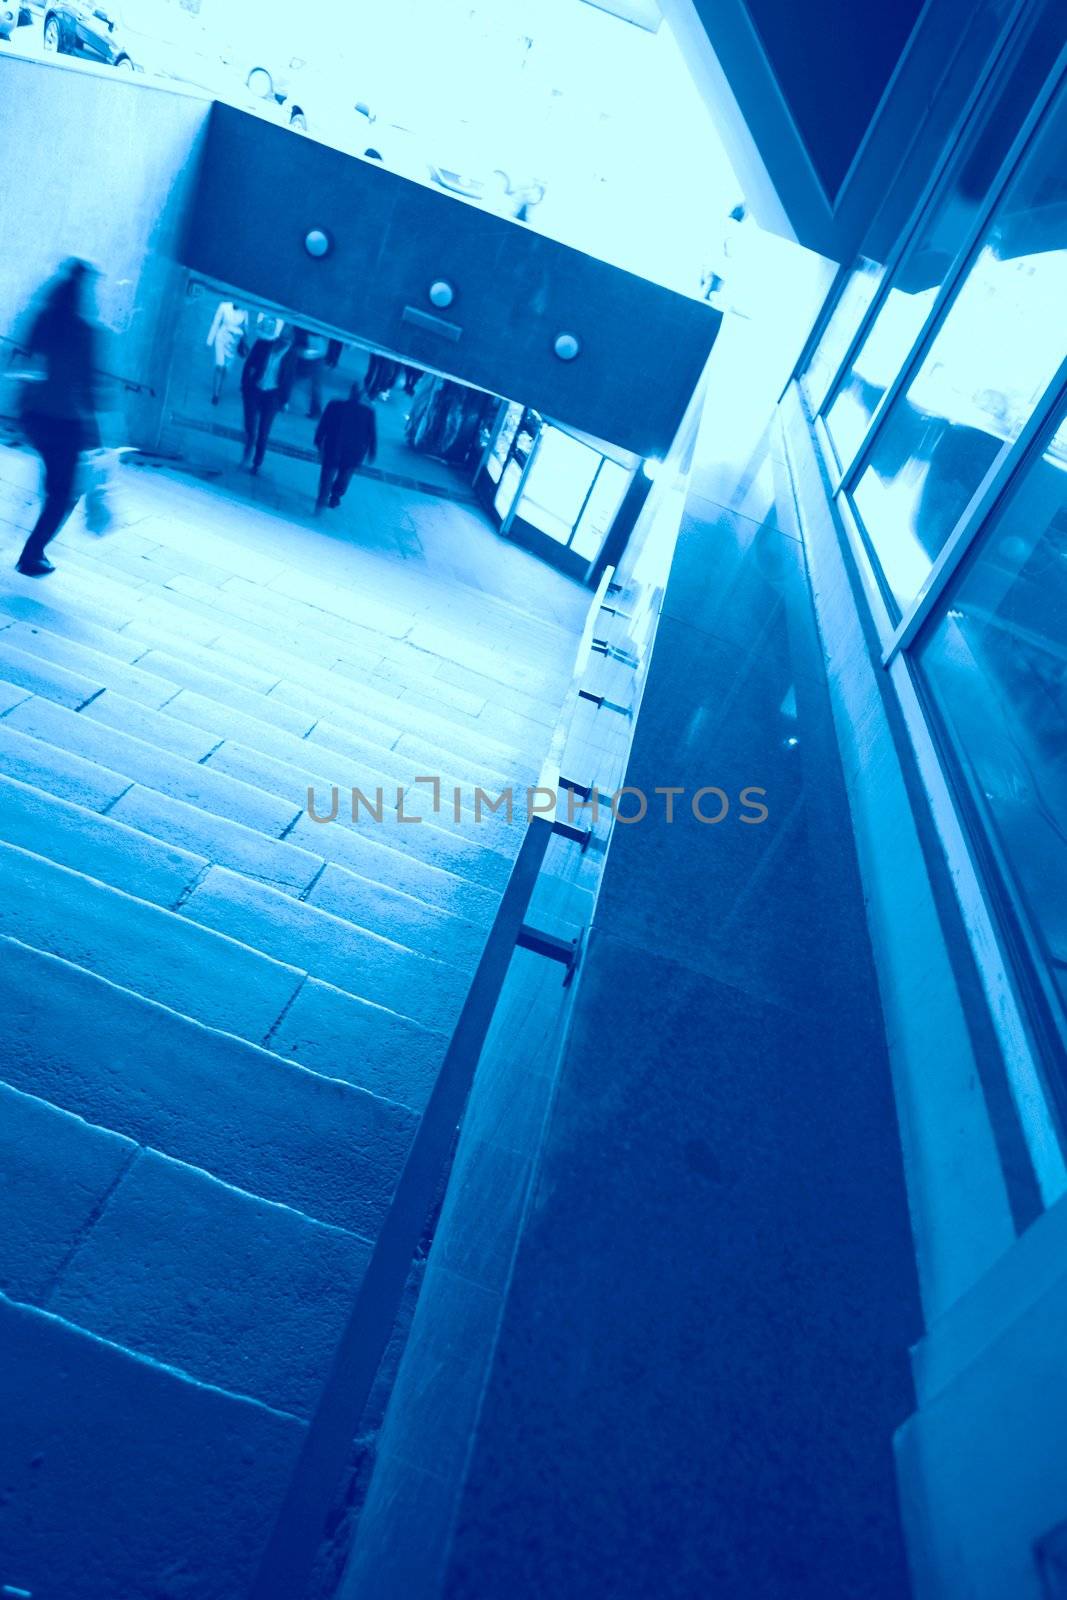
516, 922, 584, 984
551, 818, 593, 850
578, 689, 628, 715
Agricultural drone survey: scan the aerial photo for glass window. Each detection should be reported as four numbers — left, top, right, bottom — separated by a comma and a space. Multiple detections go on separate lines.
494, 458, 524, 521
571, 459, 631, 560
915, 407, 1067, 1063
801, 258, 886, 415
851, 80, 1067, 611
515, 427, 600, 543
826, 18, 1064, 471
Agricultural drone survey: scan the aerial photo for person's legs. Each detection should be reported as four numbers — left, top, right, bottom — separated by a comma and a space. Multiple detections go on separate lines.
19, 417, 82, 570
252, 393, 281, 472
317, 457, 336, 510
307, 361, 323, 419
329, 464, 354, 508
212, 360, 225, 404
241, 388, 258, 463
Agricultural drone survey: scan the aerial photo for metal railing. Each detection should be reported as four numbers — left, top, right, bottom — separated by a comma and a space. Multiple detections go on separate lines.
248, 569, 619, 1600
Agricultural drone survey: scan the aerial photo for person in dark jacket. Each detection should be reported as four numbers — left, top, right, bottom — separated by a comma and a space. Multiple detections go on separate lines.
363, 352, 400, 399
240, 320, 296, 474
15, 259, 104, 576
313, 384, 377, 512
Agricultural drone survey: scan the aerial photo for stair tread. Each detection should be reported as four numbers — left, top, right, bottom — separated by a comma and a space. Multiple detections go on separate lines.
4, 694, 301, 837
0, 1291, 305, 1600
0, 935, 415, 1236
0, 840, 449, 1099
0, 837, 306, 1046
4, 670, 517, 890
0, 770, 207, 908
2, 579, 548, 772
47, 1145, 371, 1417
183, 865, 470, 1030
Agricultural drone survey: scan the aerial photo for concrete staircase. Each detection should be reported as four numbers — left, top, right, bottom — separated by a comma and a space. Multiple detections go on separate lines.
0, 496, 573, 1600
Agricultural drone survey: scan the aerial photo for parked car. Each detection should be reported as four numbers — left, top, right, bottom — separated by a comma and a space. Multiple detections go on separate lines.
0, 0, 21, 41
32, 0, 134, 67
425, 127, 546, 220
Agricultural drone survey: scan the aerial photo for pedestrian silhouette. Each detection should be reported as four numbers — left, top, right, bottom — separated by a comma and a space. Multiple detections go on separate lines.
314, 383, 377, 513
240, 319, 295, 474
13, 259, 106, 576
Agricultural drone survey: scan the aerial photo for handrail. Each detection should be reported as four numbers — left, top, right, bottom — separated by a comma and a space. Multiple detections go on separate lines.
0, 333, 156, 397
248, 576, 614, 1600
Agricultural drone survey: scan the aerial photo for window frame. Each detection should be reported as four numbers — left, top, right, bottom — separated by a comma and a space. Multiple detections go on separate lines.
901, 399, 1067, 1152
799, 38, 1067, 1196
835, 51, 1067, 636
820, 13, 1063, 488
797, 0, 1033, 420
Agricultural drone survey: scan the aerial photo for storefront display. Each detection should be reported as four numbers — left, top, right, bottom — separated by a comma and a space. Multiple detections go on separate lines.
476, 401, 639, 579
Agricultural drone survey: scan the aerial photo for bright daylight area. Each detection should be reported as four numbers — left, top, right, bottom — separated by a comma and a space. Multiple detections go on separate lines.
3, 0, 744, 296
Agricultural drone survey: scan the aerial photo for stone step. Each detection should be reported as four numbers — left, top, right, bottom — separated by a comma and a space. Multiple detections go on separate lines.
0, 582, 453, 709
0, 717, 327, 894
203, 735, 516, 887
5, 611, 316, 736
304, 860, 488, 971
271, 672, 536, 779
0, 1291, 305, 1600
134, 682, 521, 816
13, 574, 540, 822
144, 555, 558, 760
0, 706, 135, 809
0, 771, 470, 1021
0, 936, 414, 1238
209, 565, 573, 694
0, 837, 304, 1044
182, 866, 470, 1031
1, 755, 489, 966
0, 635, 106, 712
0, 592, 285, 692
0, 771, 207, 908
0, 678, 30, 715
63, 677, 519, 881
0, 1082, 369, 1417
10, 559, 545, 776
6, 585, 542, 796
0, 842, 448, 1104
0, 718, 501, 925
0, 623, 187, 712
4, 692, 302, 837
1, 564, 564, 776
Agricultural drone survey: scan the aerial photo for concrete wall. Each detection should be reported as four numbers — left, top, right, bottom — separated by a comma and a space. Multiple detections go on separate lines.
430, 422, 920, 1598
0, 56, 210, 443
181, 104, 720, 460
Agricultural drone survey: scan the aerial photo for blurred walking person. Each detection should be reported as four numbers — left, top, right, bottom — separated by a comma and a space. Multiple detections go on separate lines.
314, 383, 377, 512
292, 326, 328, 419
206, 297, 247, 404
14, 259, 105, 577
240, 319, 295, 474
364, 352, 399, 399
